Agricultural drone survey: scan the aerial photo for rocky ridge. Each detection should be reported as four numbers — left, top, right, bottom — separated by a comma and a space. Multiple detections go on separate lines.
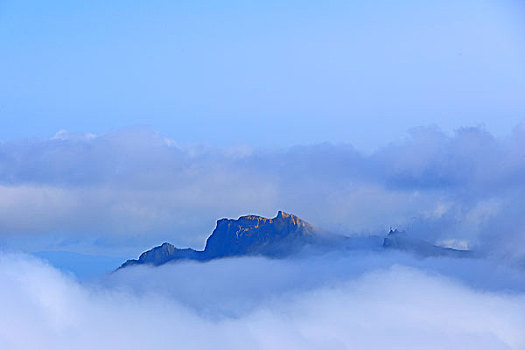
119, 211, 321, 268
119, 212, 473, 270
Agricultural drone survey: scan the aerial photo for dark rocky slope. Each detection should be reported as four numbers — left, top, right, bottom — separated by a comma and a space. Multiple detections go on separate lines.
119, 211, 330, 269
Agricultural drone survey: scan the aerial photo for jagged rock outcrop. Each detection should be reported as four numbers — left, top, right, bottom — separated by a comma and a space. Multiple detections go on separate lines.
119, 211, 321, 269
204, 210, 317, 258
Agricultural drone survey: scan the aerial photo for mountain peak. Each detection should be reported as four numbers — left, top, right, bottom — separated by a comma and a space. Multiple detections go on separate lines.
119, 211, 319, 269
276, 210, 288, 218
204, 211, 315, 258
118, 213, 475, 270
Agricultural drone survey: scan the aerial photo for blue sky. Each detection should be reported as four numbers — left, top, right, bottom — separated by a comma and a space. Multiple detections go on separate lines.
1, 0, 525, 150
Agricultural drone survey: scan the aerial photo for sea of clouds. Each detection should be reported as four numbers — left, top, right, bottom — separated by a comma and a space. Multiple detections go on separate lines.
0, 251, 524, 349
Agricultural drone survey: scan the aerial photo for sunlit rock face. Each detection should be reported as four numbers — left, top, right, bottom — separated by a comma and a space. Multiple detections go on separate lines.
204, 211, 317, 258
119, 211, 321, 269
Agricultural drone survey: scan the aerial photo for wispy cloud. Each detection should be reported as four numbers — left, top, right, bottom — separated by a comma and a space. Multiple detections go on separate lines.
1, 124, 525, 260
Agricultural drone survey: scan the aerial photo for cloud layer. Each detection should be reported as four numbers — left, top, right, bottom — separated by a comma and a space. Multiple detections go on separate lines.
1, 124, 525, 260
0, 253, 524, 350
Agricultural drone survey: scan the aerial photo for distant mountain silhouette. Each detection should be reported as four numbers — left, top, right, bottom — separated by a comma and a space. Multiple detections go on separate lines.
383, 229, 472, 257
119, 212, 474, 270
119, 211, 333, 269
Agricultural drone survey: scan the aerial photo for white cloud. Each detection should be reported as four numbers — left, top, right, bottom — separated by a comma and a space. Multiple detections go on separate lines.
0, 253, 524, 349
51, 130, 97, 141
0, 125, 525, 260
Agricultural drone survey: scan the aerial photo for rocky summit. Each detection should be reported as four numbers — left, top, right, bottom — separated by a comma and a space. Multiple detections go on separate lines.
119, 211, 323, 269
119, 211, 475, 270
